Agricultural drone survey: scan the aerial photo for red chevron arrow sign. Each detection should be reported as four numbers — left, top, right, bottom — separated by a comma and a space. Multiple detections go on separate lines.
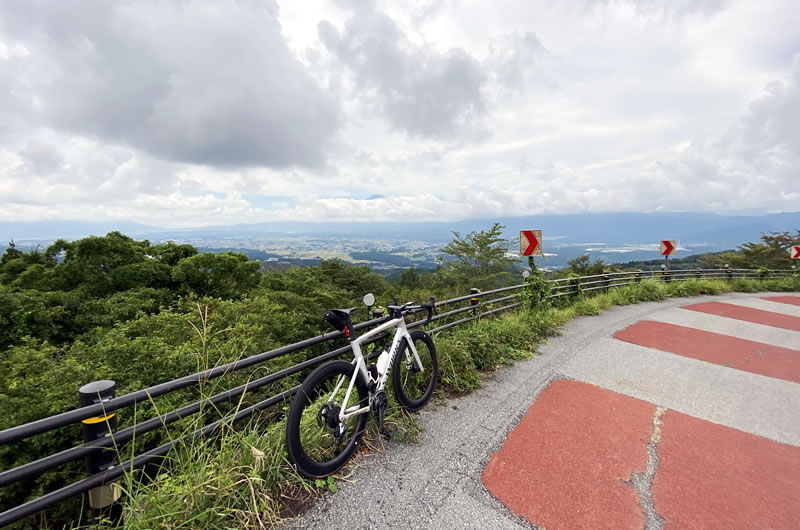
520, 230, 543, 257
660, 240, 676, 256
791, 246, 800, 259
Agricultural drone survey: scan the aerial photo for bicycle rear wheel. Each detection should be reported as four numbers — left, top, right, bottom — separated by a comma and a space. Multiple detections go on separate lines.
392, 330, 438, 411
286, 360, 369, 478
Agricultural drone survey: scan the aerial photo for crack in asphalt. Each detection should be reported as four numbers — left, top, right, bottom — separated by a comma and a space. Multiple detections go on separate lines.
624, 406, 666, 530
744, 346, 769, 364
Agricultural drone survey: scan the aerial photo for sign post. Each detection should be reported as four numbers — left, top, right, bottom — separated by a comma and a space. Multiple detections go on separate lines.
791, 246, 800, 259
660, 240, 676, 270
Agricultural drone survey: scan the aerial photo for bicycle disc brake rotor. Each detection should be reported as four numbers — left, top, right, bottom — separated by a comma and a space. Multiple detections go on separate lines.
406, 359, 421, 373
317, 402, 341, 429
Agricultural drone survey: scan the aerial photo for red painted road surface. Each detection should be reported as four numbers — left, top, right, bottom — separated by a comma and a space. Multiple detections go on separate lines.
482, 380, 653, 529
654, 410, 800, 529
614, 320, 800, 384
763, 295, 800, 307
484, 381, 800, 529
683, 301, 800, 331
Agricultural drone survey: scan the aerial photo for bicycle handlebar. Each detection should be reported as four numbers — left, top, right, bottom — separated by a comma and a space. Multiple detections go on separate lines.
403, 296, 436, 325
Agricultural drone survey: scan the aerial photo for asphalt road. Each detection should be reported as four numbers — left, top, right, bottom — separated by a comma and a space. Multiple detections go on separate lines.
285, 292, 800, 529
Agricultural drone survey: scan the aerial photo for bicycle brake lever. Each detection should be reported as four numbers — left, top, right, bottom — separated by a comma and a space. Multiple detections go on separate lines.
425, 297, 435, 324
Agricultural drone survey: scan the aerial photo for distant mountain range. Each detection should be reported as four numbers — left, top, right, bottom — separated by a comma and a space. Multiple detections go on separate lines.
2, 211, 798, 268
0, 220, 157, 240
3, 211, 798, 245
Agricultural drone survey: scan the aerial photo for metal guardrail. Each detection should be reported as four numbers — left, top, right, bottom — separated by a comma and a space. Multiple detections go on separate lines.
0, 267, 796, 526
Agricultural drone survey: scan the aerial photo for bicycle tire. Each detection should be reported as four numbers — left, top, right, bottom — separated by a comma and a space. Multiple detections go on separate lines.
392, 330, 438, 411
286, 360, 369, 478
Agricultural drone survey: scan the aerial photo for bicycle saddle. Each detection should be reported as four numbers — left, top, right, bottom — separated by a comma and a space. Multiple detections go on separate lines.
327, 307, 357, 316
324, 308, 358, 339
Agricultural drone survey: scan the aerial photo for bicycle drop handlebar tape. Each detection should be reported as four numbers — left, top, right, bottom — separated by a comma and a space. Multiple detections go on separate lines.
395, 297, 436, 325
409, 297, 435, 325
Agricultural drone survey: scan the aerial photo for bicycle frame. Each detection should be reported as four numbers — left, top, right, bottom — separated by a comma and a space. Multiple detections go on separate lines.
330, 315, 425, 422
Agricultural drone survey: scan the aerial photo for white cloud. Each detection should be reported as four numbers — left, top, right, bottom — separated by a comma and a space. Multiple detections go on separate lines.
0, 0, 338, 169
0, 0, 799, 227
317, 1, 487, 139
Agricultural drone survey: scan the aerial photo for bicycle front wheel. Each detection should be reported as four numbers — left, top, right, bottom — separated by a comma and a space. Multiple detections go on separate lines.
286, 360, 369, 478
392, 330, 438, 411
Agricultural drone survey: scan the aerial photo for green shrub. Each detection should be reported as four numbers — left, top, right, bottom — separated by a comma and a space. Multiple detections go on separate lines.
433, 335, 481, 392
634, 279, 667, 301
608, 285, 640, 305
730, 278, 760, 292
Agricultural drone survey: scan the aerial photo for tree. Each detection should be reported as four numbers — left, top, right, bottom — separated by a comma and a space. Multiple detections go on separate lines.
0, 240, 23, 268
565, 255, 606, 276
0, 244, 53, 286
41, 232, 153, 296
397, 266, 421, 289
698, 251, 741, 270
148, 242, 198, 266
735, 231, 800, 269
172, 251, 262, 299
441, 223, 515, 280
317, 259, 386, 299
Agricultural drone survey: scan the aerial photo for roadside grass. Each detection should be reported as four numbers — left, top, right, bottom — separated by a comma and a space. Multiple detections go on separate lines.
115, 418, 292, 529
433, 308, 558, 392
98, 393, 420, 529
96, 276, 799, 529
550, 277, 799, 322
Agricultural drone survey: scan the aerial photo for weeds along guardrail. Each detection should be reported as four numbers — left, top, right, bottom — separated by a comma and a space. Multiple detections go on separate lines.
0, 267, 795, 526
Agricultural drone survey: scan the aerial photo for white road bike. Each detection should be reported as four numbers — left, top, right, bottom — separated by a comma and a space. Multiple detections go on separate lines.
285, 298, 438, 478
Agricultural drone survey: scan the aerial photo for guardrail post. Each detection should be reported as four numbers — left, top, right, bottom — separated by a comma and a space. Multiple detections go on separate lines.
725, 264, 732, 281
661, 269, 671, 283
470, 288, 480, 315
635, 270, 642, 283
78, 380, 121, 523
571, 276, 581, 299
603, 273, 610, 293
695, 268, 702, 280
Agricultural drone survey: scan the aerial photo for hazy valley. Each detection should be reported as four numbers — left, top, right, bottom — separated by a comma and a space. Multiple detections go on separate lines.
3, 211, 798, 273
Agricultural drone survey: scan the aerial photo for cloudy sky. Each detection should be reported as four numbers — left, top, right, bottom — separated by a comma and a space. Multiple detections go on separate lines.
0, 0, 798, 227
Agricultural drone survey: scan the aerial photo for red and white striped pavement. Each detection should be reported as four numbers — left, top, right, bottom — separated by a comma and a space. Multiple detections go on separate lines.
483, 294, 800, 529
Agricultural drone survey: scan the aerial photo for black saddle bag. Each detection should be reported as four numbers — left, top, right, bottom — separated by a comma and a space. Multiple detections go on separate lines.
324, 310, 348, 332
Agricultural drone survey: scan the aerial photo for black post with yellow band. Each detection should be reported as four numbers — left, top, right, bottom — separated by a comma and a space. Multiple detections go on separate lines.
78, 380, 121, 521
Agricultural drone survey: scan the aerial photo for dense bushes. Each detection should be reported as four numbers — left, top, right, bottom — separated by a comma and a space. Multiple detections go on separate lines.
0, 233, 418, 527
